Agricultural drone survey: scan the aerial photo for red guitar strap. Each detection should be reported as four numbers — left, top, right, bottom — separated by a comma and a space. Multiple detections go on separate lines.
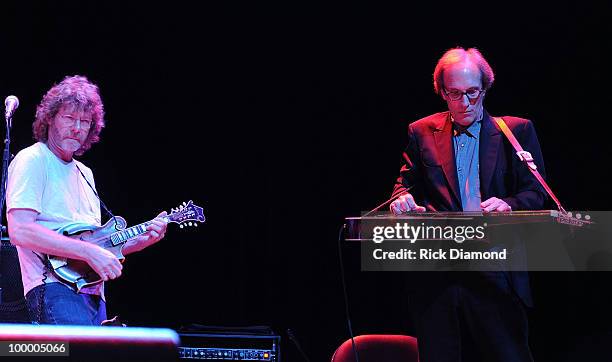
494, 117, 567, 214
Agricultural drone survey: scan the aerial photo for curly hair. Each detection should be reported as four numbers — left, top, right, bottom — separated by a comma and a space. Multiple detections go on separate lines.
433, 47, 495, 95
33, 75, 105, 156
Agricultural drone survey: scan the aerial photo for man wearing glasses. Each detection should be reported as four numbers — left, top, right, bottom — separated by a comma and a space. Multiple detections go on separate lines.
390, 48, 547, 361
6, 75, 168, 325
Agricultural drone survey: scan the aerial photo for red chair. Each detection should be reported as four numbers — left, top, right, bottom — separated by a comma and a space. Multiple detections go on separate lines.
331, 334, 419, 362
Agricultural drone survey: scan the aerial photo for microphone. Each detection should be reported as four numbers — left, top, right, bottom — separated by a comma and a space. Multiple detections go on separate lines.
5, 95, 19, 119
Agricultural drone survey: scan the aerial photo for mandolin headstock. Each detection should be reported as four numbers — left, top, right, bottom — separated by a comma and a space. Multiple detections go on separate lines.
167, 200, 206, 228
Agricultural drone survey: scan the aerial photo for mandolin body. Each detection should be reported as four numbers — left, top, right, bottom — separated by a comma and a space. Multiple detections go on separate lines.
47, 216, 128, 292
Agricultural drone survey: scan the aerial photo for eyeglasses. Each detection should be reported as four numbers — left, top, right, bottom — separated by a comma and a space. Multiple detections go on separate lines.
443, 88, 485, 102
58, 114, 93, 131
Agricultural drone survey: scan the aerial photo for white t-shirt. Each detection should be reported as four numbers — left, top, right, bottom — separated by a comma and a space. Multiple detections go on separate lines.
6, 142, 103, 296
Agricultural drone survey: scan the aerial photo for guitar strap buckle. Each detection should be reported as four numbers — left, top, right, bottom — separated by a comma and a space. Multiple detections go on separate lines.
516, 150, 537, 170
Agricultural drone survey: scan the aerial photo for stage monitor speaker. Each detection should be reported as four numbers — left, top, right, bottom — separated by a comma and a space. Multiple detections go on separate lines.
0, 323, 180, 361
0, 240, 29, 323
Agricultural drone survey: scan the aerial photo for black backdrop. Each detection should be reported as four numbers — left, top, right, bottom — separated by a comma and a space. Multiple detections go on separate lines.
2, 1, 611, 360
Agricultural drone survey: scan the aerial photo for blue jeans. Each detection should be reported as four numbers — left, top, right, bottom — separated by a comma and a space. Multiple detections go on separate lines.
25, 282, 107, 325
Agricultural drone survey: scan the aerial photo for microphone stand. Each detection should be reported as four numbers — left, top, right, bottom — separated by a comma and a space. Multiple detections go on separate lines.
0, 112, 14, 304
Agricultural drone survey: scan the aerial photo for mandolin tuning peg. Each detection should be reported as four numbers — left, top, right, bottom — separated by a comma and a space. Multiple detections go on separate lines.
193, 223, 198, 227
183, 201, 187, 206
188, 222, 193, 226
180, 224, 184, 229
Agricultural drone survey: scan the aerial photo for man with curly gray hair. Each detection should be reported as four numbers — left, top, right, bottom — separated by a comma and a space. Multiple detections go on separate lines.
32, 75, 106, 157
5, 75, 168, 325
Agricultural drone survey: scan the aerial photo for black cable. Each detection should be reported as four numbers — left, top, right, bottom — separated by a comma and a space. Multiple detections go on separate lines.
286, 329, 311, 362
32, 252, 50, 324
37, 266, 49, 324
337, 223, 360, 362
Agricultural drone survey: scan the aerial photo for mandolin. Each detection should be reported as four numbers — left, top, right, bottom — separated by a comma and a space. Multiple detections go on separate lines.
47, 200, 205, 292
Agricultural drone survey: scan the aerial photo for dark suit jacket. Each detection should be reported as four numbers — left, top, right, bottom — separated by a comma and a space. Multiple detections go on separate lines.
393, 110, 548, 307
